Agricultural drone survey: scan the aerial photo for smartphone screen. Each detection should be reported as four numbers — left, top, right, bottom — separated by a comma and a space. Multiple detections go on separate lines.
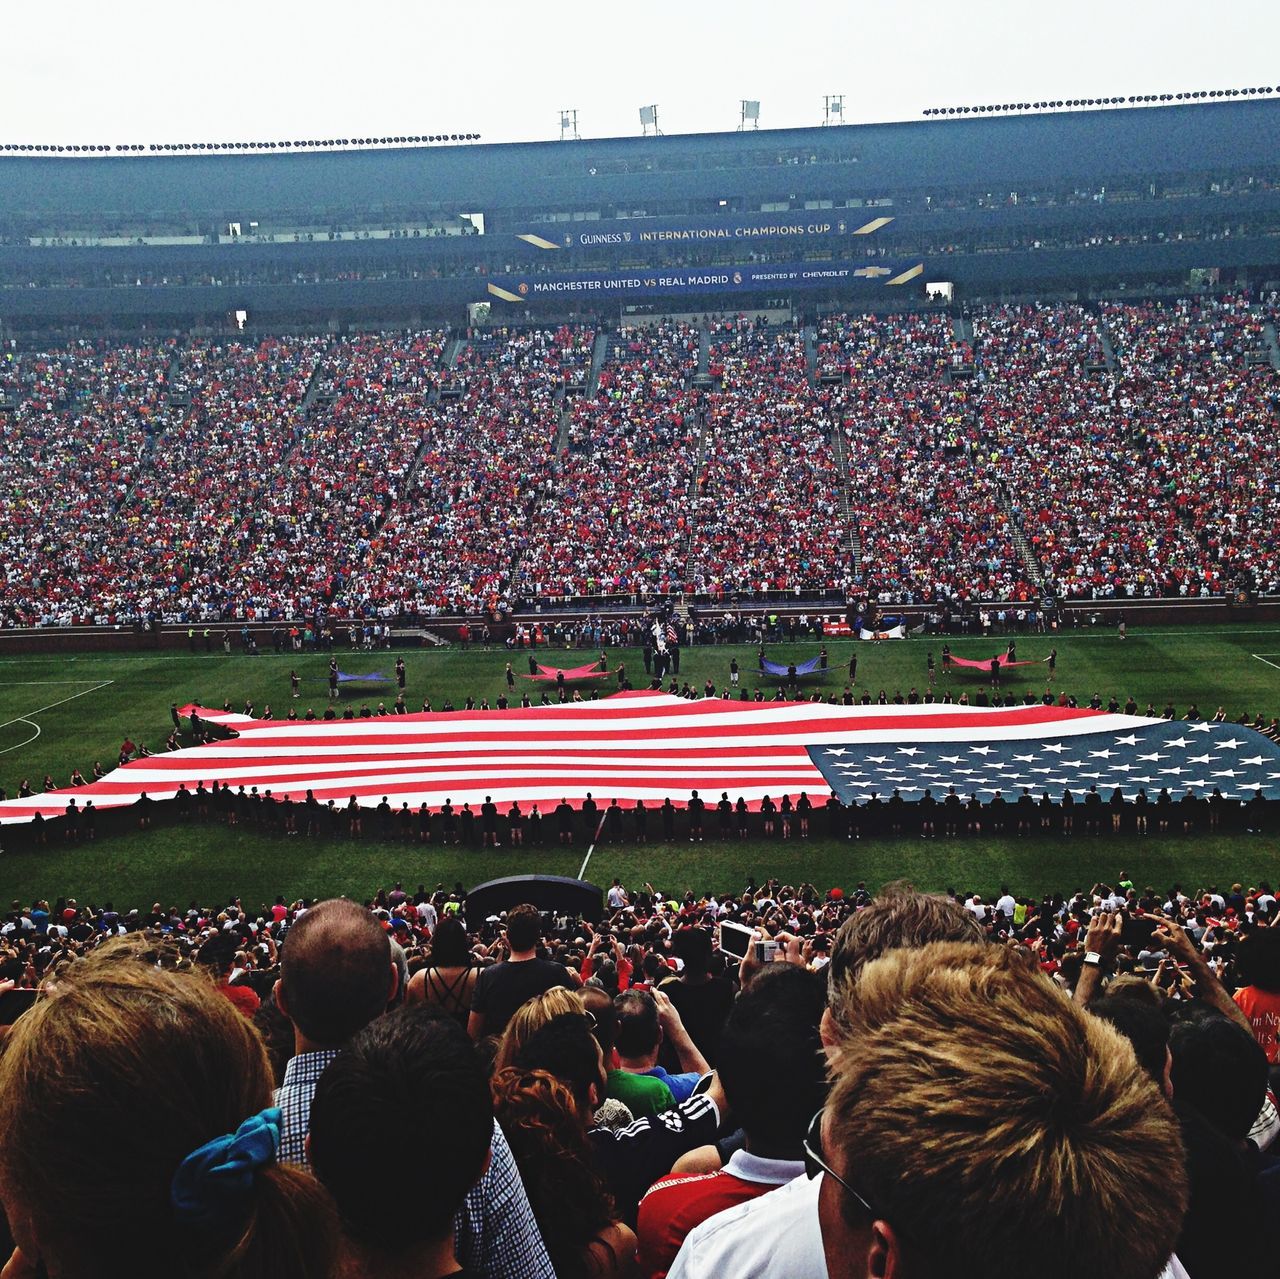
718, 920, 755, 960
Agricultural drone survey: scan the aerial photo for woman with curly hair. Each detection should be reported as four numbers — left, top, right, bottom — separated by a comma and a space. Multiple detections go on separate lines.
492, 1012, 637, 1278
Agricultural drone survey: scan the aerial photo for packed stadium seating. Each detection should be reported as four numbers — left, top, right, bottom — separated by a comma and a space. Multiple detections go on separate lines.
1, 292, 1277, 626
690, 319, 850, 595
1102, 293, 1280, 593
972, 303, 1222, 600
819, 309, 1036, 604
515, 321, 700, 600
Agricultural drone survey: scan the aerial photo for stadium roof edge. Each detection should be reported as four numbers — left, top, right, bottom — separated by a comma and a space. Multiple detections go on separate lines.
2, 95, 1278, 165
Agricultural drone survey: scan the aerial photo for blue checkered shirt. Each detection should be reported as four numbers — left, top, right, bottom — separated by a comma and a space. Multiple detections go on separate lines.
276, 1049, 553, 1279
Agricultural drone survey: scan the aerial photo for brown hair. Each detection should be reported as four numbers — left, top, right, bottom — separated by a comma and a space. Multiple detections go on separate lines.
492, 985, 583, 1072
279, 898, 391, 1046
826, 942, 1186, 1279
0, 943, 337, 1278
491, 1067, 617, 1279
826, 881, 983, 1037
505, 902, 543, 952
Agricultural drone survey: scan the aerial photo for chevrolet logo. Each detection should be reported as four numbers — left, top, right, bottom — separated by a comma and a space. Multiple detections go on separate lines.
853, 266, 892, 278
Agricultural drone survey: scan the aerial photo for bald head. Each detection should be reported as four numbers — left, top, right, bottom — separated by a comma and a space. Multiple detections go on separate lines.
279, 899, 393, 1047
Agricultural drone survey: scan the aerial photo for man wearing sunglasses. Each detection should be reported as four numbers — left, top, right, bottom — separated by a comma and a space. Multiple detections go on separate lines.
670, 941, 1189, 1279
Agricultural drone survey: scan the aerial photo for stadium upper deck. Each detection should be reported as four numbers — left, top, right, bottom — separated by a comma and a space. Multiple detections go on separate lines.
1, 100, 1279, 325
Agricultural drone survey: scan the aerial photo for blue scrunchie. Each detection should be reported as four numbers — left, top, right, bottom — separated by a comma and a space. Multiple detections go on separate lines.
171, 1107, 282, 1232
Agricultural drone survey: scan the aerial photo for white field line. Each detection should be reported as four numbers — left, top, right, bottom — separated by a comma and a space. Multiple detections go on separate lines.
576, 811, 609, 881
0, 680, 121, 685
0, 681, 115, 734
1250, 654, 1280, 672
0, 719, 41, 754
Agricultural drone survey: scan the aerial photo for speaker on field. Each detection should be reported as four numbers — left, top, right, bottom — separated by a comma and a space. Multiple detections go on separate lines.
464, 874, 603, 927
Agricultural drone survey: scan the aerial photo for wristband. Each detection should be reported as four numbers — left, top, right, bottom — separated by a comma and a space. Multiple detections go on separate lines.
1082, 951, 1104, 967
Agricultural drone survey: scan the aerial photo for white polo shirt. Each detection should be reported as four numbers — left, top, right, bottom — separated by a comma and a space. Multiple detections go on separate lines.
668, 1172, 1191, 1279
667, 1170, 824, 1279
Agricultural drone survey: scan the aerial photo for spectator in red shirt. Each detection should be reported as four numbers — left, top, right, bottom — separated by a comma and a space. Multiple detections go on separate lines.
637, 964, 827, 1279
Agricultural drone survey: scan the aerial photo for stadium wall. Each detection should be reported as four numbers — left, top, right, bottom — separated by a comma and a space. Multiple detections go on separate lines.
0, 599, 1275, 655
2, 237, 1277, 322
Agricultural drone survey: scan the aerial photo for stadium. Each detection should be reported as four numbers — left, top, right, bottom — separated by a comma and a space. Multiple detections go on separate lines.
2, 46, 1280, 1278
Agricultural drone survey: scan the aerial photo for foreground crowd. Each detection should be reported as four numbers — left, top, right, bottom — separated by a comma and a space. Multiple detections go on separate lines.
2, 872, 1279, 1278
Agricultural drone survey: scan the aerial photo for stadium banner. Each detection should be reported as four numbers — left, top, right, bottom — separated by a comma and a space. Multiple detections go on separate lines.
486, 260, 924, 302
514, 212, 893, 251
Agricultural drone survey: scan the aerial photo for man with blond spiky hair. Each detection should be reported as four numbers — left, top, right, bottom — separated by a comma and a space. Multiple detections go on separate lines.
671, 941, 1190, 1279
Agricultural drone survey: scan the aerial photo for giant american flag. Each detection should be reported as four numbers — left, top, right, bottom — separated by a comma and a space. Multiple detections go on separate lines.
1, 691, 1279, 824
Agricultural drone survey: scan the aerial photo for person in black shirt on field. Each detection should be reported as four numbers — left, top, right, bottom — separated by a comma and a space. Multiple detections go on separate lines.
1016, 787, 1035, 836
985, 791, 1006, 834
918, 788, 937, 838
716, 793, 732, 838
796, 791, 812, 837
632, 799, 648, 842
605, 798, 623, 842
480, 796, 499, 848
580, 793, 599, 839
556, 798, 574, 845
661, 798, 676, 841
687, 790, 705, 842
760, 793, 777, 838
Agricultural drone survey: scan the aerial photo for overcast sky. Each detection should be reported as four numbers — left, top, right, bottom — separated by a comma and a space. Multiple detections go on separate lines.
4, 0, 1278, 147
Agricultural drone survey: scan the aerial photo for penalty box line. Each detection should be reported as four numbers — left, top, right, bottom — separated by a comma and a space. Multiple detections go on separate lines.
1251, 654, 1280, 672
0, 680, 116, 734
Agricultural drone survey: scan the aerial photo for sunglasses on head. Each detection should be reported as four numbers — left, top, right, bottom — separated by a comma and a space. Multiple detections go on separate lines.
803, 1109, 878, 1221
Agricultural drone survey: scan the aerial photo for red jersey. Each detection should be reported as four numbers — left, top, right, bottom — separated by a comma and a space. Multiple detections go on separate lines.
1235, 985, 1280, 1063
636, 1151, 803, 1279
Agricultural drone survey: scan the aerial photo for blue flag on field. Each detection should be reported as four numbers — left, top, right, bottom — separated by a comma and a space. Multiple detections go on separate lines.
760, 654, 824, 678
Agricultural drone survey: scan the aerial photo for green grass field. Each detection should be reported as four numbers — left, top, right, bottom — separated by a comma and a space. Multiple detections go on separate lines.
2, 623, 1279, 910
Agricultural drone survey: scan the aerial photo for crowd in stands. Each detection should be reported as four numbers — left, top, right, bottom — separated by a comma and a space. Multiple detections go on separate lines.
255, 331, 448, 616
820, 309, 1037, 604
355, 325, 595, 618
972, 302, 1223, 599
690, 320, 850, 595
0, 339, 178, 626
1, 291, 1277, 627
516, 322, 700, 600
1102, 293, 1280, 593
3, 873, 1278, 1277
108, 336, 330, 624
